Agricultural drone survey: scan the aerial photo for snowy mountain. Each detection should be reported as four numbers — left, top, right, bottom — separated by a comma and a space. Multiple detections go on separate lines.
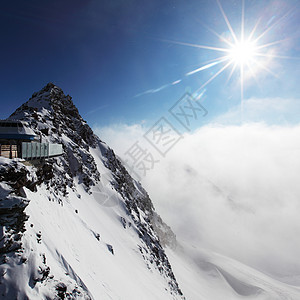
1, 83, 300, 300
0, 83, 183, 299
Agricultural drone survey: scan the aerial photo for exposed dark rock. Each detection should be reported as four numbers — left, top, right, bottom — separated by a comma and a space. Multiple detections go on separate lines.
107, 244, 114, 255
56, 282, 67, 299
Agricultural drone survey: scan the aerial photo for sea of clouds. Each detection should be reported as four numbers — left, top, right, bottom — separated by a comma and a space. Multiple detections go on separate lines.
95, 110, 300, 283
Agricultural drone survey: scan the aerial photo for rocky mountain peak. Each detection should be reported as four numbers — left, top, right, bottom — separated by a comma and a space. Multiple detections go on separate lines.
8, 83, 101, 191
10, 83, 97, 146
29, 82, 65, 106
1, 84, 183, 299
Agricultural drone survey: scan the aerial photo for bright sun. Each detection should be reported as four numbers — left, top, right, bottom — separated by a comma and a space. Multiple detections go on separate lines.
141, 0, 295, 117
228, 40, 257, 65
162, 0, 294, 101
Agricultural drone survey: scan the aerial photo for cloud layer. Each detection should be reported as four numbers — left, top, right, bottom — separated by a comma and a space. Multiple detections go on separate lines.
95, 120, 300, 281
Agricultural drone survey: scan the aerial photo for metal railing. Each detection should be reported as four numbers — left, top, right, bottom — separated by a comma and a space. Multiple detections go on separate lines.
21, 142, 63, 160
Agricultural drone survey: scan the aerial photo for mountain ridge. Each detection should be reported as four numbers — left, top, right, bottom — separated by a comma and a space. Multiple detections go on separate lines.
0, 83, 183, 299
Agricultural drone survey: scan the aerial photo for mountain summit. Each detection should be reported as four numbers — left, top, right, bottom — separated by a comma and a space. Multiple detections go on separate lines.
0, 83, 183, 299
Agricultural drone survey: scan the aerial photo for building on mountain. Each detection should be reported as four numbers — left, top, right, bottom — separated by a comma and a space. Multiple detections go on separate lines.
0, 120, 63, 160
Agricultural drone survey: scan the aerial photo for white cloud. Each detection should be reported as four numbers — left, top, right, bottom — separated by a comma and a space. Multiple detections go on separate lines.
93, 109, 300, 281
94, 123, 146, 158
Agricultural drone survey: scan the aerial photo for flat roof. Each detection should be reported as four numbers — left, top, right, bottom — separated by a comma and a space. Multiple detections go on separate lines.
0, 134, 36, 141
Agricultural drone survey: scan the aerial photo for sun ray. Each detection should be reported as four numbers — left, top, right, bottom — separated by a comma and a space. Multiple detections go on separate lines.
186, 56, 230, 76
216, 0, 239, 44
246, 61, 259, 81
252, 59, 279, 78
247, 18, 261, 41
195, 60, 233, 93
253, 9, 293, 44
225, 62, 237, 85
201, 23, 234, 47
161, 39, 229, 52
255, 53, 300, 60
198, 54, 231, 65
241, 0, 245, 42
255, 38, 291, 50
246, 60, 270, 93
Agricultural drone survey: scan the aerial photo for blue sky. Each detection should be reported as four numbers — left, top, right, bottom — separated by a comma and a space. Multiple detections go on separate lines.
2, 0, 300, 283
1, 0, 299, 129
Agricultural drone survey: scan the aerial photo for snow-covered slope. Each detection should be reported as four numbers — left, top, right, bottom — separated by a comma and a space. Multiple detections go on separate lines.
166, 243, 300, 300
2, 83, 300, 300
0, 83, 183, 299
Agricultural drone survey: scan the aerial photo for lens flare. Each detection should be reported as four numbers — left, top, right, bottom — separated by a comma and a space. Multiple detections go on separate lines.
136, 0, 298, 119
157, 0, 298, 120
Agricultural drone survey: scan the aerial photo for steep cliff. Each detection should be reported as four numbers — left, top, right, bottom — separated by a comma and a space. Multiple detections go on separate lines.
0, 83, 183, 300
